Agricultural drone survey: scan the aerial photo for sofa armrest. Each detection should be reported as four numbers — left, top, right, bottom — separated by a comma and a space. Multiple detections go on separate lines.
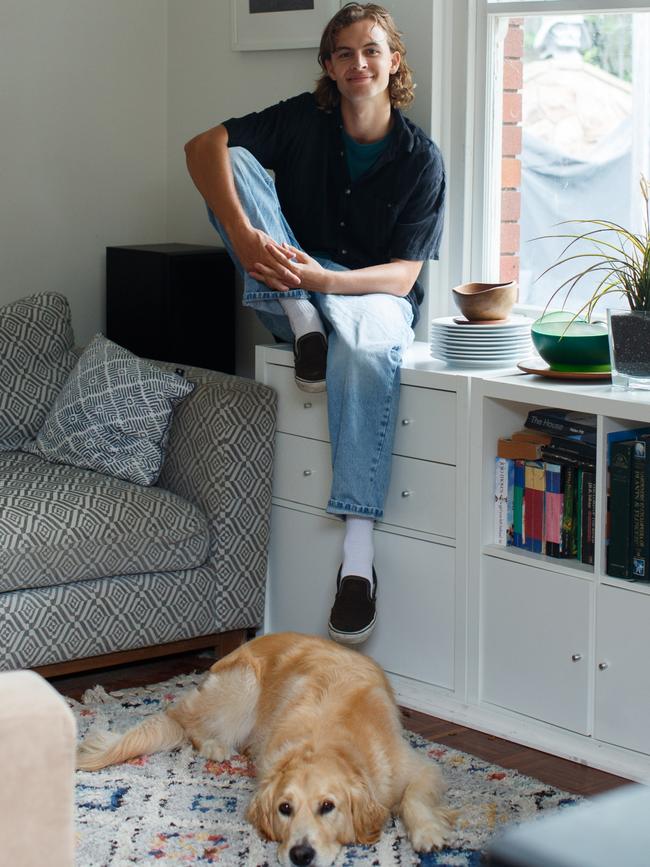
0, 671, 76, 867
156, 365, 277, 612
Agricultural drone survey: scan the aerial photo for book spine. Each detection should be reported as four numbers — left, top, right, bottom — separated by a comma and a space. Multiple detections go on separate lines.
631, 441, 647, 579
560, 463, 577, 558
581, 468, 596, 566
506, 458, 515, 546
524, 461, 545, 554
544, 462, 562, 558
494, 457, 509, 546
607, 440, 635, 578
512, 460, 525, 548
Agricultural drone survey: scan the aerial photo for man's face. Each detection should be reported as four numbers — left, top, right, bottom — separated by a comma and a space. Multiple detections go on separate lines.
324, 19, 400, 106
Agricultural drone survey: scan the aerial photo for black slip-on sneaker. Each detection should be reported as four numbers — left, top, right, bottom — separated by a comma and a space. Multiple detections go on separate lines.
328, 567, 377, 646
293, 332, 327, 393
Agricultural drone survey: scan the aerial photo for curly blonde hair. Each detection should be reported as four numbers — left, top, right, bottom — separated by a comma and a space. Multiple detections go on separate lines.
314, 3, 415, 111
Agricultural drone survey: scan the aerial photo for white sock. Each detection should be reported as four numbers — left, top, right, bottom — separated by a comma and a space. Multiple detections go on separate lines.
342, 516, 375, 584
278, 298, 326, 341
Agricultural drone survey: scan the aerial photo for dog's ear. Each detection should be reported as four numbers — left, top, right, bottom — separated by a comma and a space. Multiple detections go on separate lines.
246, 777, 277, 841
350, 779, 390, 845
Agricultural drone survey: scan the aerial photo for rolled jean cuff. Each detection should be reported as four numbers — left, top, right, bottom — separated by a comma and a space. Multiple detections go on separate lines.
243, 287, 310, 305
327, 499, 383, 521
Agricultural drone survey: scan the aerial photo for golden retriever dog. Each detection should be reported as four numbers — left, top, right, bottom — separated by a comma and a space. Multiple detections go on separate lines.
77, 632, 453, 866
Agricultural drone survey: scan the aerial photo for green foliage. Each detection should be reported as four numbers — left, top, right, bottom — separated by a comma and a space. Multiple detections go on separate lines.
538, 177, 650, 318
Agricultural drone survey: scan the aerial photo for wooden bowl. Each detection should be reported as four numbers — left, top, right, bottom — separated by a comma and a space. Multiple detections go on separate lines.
451, 281, 518, 322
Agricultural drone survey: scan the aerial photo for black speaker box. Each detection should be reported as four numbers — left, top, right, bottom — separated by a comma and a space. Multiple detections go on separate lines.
106, 243, 236, 374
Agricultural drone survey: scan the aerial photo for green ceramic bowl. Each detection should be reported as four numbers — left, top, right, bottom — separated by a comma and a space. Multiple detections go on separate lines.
531, 312, 611, 372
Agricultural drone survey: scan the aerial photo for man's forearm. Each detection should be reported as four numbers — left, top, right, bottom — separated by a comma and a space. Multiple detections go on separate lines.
320, 259, 423, 297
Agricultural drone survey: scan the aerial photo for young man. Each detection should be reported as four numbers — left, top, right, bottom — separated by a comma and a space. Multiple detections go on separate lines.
185, 2, 445, 645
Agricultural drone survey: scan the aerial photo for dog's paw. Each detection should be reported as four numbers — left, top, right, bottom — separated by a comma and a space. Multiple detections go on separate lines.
408, 811, 455, 853
198, 738, 230, 761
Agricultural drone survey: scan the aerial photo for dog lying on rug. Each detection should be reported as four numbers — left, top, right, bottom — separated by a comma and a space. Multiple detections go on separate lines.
77, 632, 453, 867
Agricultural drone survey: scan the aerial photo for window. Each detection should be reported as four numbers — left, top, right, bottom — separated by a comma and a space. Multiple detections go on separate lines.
480, 1, 650, 314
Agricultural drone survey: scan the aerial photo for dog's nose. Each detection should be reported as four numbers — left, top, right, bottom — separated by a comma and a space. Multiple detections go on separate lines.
289, 843, 316, 866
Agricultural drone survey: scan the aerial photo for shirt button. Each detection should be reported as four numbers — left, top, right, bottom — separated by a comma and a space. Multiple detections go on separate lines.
345, 188, 351, 195
341, 249, 347, 255
340, 151, 344, 157
339, 221, 345, 227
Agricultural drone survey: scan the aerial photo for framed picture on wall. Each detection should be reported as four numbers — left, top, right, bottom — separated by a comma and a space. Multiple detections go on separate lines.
231, 0, 341, 51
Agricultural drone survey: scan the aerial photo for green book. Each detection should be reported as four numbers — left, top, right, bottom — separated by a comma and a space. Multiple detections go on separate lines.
607, 440, 635, 578
631, 440, 647, 579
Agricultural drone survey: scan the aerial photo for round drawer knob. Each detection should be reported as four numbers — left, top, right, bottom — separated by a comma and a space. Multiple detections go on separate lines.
401, 418, 412, 426
598, 661, 609, 671
303, 469, 312, 477
401, 490, 412, 498
303, 402, 312, 409
571, 653, 582, 663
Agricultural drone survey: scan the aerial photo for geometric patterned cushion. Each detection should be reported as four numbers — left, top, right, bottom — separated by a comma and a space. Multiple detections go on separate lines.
0, 451, 209, 593
23, 334, 195, 486
0, 292, 77, 452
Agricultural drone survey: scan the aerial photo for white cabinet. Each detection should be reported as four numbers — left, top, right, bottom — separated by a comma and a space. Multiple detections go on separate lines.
481, 557, 591, 734
258, 343, 650, 781
595, 585, 650, 755
257, 343, 468, 696
269, 506, 456, 690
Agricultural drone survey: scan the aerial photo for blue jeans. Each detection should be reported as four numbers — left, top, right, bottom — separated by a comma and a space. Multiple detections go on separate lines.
208, 147, 414, 520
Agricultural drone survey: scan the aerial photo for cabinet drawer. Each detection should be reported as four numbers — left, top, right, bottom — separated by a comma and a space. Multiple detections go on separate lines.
393, 385, 456, 464
274, 433, 455, 537
481, 557, 591, 734
267, 364, 456, 464
384, 456, 455, 538
268, 506, 455, 690
267, 363, 328, 440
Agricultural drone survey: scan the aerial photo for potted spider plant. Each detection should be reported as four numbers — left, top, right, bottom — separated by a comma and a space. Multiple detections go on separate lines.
540, 175, 650, 389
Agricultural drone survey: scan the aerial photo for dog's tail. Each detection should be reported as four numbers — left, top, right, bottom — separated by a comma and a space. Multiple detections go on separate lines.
77, 712, 186, 771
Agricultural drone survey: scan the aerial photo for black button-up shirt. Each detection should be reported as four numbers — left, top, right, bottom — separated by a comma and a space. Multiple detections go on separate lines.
223, 92, 446, 325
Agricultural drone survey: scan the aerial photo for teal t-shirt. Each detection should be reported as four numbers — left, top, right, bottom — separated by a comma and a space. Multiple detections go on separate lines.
343, 129, 392, 182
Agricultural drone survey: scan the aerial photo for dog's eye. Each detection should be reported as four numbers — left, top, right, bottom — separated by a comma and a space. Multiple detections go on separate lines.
319, 800, 335, 815
278, 802, 293, 816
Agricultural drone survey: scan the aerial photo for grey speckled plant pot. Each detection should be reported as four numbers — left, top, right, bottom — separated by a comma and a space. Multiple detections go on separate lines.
608, 309, 650, 389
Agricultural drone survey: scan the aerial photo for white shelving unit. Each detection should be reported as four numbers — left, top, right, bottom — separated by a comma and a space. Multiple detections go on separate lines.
256, 342, 650, 781
470, 375, 650, 779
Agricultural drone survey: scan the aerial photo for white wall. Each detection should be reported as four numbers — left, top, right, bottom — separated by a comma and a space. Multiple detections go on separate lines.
0, 0, 167, 344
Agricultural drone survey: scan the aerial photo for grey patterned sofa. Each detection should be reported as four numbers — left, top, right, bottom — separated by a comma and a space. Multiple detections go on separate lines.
0, 362, 277, 673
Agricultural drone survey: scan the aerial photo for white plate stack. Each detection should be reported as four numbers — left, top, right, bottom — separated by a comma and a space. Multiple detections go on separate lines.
430, 315, 534, 367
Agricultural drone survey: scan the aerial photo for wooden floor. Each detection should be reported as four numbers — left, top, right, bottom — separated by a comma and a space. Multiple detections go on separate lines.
52, 649, 630, 798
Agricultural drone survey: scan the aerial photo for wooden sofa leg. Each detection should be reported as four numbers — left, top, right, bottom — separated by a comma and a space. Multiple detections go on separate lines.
213, 628, 251, 660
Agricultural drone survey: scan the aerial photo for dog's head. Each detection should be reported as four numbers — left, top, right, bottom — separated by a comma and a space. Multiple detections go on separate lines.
246, 749, 389, 867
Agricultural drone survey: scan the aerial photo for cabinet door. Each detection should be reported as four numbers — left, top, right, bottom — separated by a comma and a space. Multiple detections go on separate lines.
267, 506, 456, 690
481, 557, 591, 734
595, 586, 650, 755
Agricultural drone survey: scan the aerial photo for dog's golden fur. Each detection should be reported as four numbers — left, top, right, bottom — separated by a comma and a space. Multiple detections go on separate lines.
78, 633, 453, 866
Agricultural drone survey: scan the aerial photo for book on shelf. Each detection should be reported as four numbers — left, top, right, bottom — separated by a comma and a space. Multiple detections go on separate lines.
580, 466, 596, 565
512, 459, 525, 548
523, 461, 545, 554
605, 429, 650, 581
525, 408, 597, 445
548, 437, 597, 462
539, 446, 596, 470
631, 440, 648, 579
561, 463, 577, 559
494, 456, 510, 546
544, 462, 563, 558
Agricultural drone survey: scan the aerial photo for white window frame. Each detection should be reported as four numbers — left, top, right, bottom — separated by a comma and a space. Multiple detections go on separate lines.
425, 0, 650, 328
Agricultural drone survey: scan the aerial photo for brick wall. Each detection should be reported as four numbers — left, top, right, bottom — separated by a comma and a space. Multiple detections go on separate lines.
501, 19, 523, 284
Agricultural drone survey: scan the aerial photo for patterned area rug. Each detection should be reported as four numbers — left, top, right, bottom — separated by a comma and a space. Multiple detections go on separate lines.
70, 673, 579, 866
